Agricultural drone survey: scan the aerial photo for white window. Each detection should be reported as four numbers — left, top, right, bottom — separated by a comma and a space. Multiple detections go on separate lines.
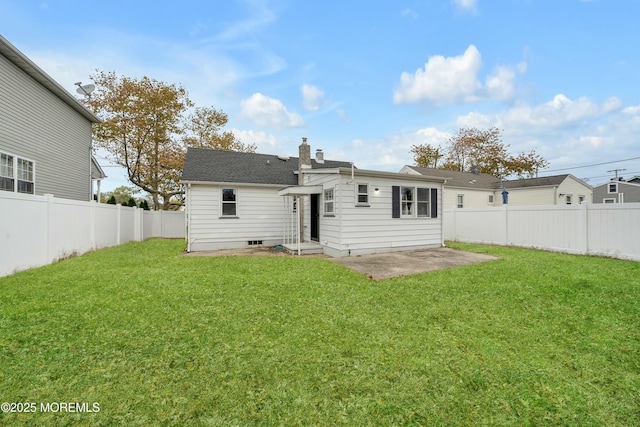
356, 183, 369, 206
0, 152, 34, 194
401, 186, 414, 217
565, 195, 572, 205
603, 198, 615, 204
323, 188, 334, 215
457, 194, 464, 209
578, 195, 585, 204
488, 194, 494, 204
221, 188, 237, 216
608, 182, 618, 193
417, 188, 430, 217
392, 186, 437, 219
0, 153, 14, 192
17, 158, 34, 194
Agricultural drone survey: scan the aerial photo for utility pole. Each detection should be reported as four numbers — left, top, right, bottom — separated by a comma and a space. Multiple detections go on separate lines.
607, 168, 626, 180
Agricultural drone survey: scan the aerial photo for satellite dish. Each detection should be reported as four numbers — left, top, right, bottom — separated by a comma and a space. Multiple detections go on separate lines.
76, 84, 95, 96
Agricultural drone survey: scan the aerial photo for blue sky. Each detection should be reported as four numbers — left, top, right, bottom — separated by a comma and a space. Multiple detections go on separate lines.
2, 0, 640, 191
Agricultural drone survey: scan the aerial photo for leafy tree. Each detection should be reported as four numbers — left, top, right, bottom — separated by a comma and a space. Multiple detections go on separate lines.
89, 71, 251, 210
139, 199, 150, 210
103, 185, 139, 206
412, 126, 548, 179
183, 107, 256, 152
106, 195, 116, 205
126, 197, 137, 207
410, 144, 443, 169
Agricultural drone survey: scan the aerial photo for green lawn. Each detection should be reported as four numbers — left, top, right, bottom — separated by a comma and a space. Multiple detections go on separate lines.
0, 240, 638, 426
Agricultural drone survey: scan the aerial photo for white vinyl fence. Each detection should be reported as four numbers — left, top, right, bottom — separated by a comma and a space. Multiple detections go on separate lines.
0, 192, 185, 277
444, 203, 640, 261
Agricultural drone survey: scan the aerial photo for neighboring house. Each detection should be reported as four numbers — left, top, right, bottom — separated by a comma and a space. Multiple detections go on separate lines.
501, 174, 592, 206
0, 35, 103, 201
181, 140, 445, 256
399, 166, 500, 208
624, 176, 640, 185
593, 180, 640, 204
400, 166, 593, 207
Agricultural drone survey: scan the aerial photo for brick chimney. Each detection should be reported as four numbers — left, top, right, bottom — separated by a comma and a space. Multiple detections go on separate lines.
298, 137, 311, 185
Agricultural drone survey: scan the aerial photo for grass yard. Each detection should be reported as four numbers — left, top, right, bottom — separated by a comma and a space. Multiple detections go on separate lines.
0, 239, 639, 426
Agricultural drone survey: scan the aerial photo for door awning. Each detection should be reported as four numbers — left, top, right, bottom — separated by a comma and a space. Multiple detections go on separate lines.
278, 185, 323, 196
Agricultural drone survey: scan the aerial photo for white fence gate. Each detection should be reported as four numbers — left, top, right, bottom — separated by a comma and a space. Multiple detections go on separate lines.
443, 203, 640, 261
0, 192, 185, 277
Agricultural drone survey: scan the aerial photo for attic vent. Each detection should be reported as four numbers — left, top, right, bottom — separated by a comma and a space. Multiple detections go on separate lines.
277, 154, 290, 161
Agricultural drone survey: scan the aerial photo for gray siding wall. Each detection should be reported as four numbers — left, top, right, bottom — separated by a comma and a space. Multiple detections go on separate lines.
0, 54, 92, 201
594, 181, 640, 203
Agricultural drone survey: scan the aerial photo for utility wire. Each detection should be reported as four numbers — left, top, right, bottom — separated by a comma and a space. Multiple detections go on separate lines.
539, 156, 640, 174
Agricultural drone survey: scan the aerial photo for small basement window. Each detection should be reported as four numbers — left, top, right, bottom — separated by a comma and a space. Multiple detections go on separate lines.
247, 240, 263, 245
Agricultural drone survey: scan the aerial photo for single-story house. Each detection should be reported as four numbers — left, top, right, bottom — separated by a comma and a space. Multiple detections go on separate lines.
181, 140, 445, 256
400, 166, 593, 207
593, 180, 640, 203
0, 35, 104, 201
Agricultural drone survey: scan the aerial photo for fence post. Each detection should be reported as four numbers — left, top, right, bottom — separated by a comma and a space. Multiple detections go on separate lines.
116, 204, 121, 245
503, 205, 509, 245
582, 202, 589, 255
90, 200, 96, 250
134, 207, 142, 242
45, 193, 54, 263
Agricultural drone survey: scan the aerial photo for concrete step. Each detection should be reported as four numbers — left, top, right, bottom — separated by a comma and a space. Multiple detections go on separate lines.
283, 242, 324, 255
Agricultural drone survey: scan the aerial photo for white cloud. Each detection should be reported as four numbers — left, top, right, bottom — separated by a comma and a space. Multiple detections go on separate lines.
449, 94, 640, 181
498, 94, 621, 131
603, 96, 623, 113
231, 129, 279, 152
453, 95, 623, 147
485, 66, 517, 102
394, 45, 529, 106
240, 93, 304, 128
453, 0, 478, 14
394, 45, 482, 105
414, 127, 451, 149
301, 84, 324, 111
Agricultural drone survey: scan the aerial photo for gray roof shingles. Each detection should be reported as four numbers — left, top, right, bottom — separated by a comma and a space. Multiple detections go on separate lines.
181, 147, 352, 186
405, 166, 573, 190
405, 166, 500, 189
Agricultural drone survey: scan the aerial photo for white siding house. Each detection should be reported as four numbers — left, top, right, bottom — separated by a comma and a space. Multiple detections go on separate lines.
186, 183, 287, 252
0, 36, 102, 201
298, 169, 443, 257
182, 142, 445, 256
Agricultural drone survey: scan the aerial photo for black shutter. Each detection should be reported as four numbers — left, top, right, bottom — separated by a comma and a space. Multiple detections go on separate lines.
392, 186, 400, 218
430, 188, 438, 218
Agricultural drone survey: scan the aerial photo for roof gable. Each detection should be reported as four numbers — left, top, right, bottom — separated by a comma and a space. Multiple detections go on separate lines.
181, 147, 352, 186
